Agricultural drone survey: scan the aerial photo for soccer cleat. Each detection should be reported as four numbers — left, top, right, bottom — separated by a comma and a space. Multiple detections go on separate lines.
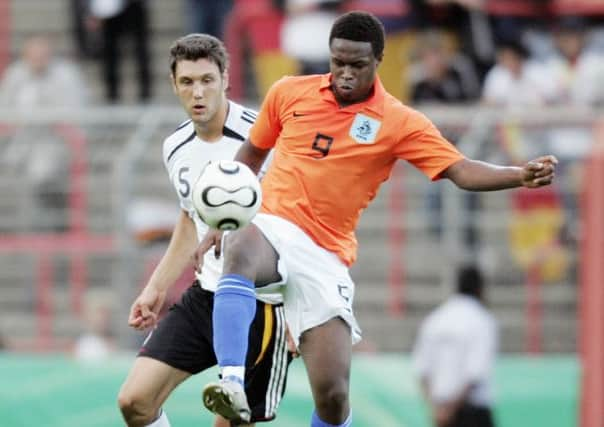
202, 377, 251, 424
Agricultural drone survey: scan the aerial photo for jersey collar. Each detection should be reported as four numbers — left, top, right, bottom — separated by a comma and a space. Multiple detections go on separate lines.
319, 73, 385, 117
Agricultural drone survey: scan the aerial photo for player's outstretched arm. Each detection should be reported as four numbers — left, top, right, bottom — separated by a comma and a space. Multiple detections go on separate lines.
128, 210, 198, 330
443, 155, 558, 191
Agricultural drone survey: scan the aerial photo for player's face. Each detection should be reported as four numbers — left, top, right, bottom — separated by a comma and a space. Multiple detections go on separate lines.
329, 38, 381, 106
171, 58, 227, 124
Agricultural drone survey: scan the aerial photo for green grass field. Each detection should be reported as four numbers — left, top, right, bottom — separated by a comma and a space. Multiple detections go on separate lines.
0, 353, 578, 426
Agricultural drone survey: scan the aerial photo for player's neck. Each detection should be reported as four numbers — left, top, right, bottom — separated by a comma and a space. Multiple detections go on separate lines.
194, 99, 229, 142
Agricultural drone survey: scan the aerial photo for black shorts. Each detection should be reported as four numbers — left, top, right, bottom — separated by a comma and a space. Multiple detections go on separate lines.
138, 282, 292, 423
448, 404, 495, 427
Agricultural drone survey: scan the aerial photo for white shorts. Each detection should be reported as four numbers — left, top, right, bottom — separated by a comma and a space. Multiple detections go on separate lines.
252, 213, 362, 347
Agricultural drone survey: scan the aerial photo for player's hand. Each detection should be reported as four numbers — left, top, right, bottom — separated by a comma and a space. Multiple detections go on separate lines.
193, 229, 224, 273
521, 155, 558, 188
285, 324, 299, 358
433, 403, 456, 427
128, 286, 167, 331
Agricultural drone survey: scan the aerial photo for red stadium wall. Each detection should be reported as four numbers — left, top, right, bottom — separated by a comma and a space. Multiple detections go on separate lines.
579, 122, 604, 427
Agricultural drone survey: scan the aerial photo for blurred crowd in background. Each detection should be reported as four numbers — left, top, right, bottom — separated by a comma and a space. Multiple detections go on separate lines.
3, 0, 604, 108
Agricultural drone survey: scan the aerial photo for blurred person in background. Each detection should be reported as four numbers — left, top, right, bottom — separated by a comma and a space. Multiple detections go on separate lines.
70, 0, 101, 59
0, 34, 89, 231
183, 0, 234, 39
409, 29, 480, 104
86, 0, 152, 103
482, 39, 554, 106
542, 16, 604, 106
117, 34, 293, 427
73, 294, 114, 362
0, 34, 88, 108
418, 0, 496, 80
280, 0, 345, 75
412, 264, 498, 427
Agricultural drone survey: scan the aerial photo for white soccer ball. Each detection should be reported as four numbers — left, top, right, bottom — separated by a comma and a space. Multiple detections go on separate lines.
192, 160, 262, 230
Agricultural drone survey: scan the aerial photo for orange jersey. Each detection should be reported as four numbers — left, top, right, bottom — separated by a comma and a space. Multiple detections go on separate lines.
250, 74, 464, 265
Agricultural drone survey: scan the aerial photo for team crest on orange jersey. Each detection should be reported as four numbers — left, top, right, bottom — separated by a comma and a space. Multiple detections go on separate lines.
349, 113, 381, 144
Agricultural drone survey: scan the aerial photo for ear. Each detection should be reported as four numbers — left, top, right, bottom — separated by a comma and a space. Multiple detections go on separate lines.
223, 70, 229, 92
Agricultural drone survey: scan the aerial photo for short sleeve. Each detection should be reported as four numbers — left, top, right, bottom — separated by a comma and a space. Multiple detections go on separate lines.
249, 77, 288, 150
393, 110, 464, 180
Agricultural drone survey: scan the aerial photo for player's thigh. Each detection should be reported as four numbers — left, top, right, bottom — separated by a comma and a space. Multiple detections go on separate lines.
222, 223, 281, 286
299, 316, 352, 394
119, 356, 190, 408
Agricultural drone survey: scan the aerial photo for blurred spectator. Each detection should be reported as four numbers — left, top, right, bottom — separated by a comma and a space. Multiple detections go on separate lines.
183, 0, 234, 38
224, 0, 299, 100
280, 0, 344, 74
412, 264, 498, 427
70, 0, 101, 59
542, 16, 604, 106
482, 40, 554, 106
486, 0, 550, 45
73, 294, 114, 362
0, 35, 89, 231
410, 30, 480, 104
0, 35, 88, 108
86, 0, 152, 103
418, 0, 496, 80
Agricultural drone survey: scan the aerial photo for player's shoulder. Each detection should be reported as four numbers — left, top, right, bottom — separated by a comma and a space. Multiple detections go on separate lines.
224, 100, 258, 140
163, 118, 196, 163
383, 93, 433, 130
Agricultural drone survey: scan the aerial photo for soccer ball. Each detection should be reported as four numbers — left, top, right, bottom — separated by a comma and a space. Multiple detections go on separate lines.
192, 160, 262, 230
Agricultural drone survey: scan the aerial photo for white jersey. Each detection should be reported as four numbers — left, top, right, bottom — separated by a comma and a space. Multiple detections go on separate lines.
163, 101, 282, 304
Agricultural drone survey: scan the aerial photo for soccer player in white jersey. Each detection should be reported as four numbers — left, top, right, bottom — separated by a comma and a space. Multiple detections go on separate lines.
117, 34, 292, 427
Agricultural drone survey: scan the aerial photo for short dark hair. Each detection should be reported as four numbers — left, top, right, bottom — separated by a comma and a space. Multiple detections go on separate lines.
456, 264, 484, 298
169, 33, 229, 76
329, 11, 385, 58
497, 40, 529, 59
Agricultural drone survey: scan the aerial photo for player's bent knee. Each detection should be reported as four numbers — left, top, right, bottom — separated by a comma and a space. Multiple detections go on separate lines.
314, 382, 349, 414
117, 388, 158, 426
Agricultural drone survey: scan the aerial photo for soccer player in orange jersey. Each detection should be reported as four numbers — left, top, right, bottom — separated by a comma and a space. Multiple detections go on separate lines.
192, 11, 556, 426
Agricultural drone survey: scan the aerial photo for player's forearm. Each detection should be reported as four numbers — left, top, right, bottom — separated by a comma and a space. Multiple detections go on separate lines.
444, 158, 523, 191
234, 139, 270, 175
146, 210, 197, 292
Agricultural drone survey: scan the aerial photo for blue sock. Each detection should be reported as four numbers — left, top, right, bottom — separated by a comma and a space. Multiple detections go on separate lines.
311, 410, 352, 427
213, 274, 257, 368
